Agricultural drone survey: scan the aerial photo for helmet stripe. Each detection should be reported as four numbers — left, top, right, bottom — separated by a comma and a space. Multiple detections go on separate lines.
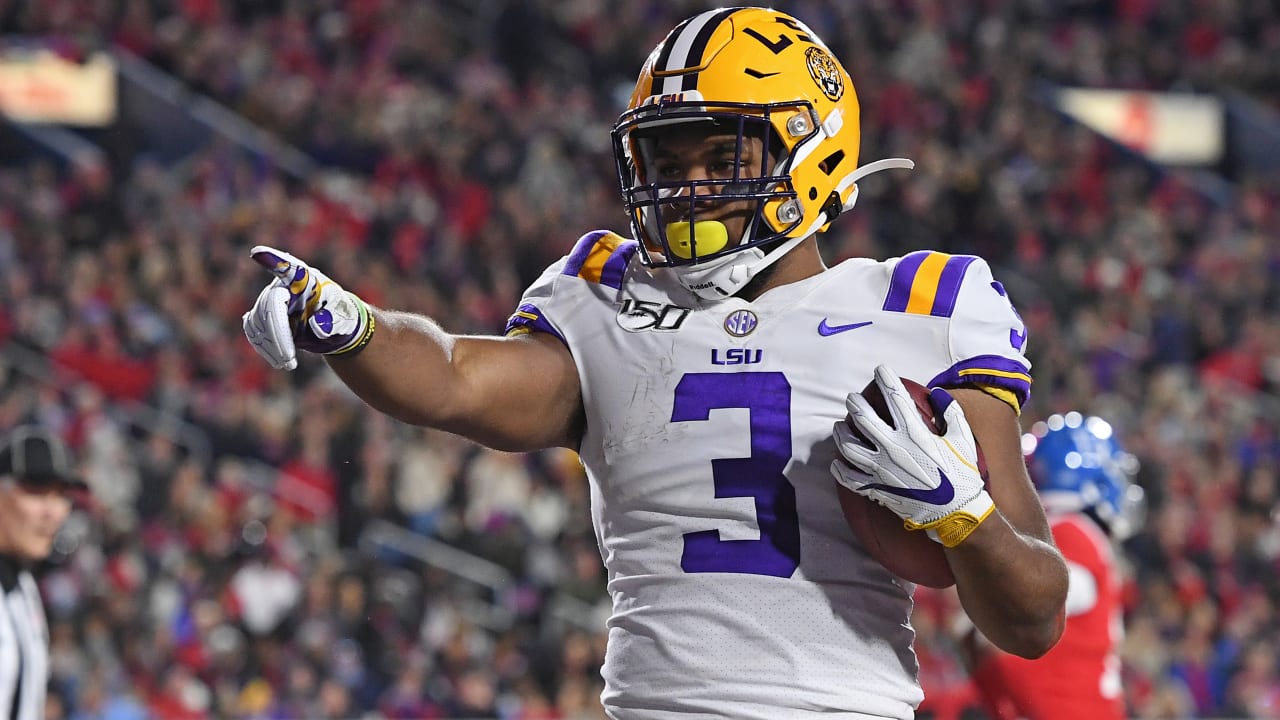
651, 8, 737, 96
648, 15, 698, 96
680, 8, 737, 91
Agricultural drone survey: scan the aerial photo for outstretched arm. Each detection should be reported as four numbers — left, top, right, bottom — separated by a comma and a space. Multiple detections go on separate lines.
243, 246, 584, 452
327, 311, 583, 451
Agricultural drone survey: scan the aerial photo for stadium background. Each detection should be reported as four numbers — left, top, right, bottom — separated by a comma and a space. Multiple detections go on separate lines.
2, 0, 1279, 717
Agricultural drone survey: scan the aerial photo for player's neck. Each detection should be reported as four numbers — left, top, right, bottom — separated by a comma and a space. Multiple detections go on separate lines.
736, 237, 827, 302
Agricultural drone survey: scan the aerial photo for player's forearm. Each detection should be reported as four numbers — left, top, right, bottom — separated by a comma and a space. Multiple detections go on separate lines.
325, 308, 584, 451
325, 308, 465, 429
947, 514, 1069, 658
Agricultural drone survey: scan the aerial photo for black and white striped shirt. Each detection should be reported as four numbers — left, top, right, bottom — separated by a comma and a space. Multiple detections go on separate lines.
0, 557, 47, 720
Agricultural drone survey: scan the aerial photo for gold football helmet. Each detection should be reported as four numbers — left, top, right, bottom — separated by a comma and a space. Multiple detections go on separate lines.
612, 6, 910, 290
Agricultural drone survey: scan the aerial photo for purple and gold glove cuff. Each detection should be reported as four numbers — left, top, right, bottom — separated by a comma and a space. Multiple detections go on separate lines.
329, 299, 376, 357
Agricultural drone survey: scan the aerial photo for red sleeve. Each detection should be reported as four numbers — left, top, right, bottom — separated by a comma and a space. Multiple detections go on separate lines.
1051, 514, 1112, 581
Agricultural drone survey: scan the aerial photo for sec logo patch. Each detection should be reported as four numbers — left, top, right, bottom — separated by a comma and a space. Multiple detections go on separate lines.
724, 309, 758, 337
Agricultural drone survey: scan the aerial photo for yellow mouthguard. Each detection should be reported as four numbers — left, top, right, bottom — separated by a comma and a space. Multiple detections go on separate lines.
665, 221, 729, 260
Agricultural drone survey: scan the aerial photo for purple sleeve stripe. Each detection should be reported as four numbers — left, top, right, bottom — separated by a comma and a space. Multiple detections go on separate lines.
599, 240, 639, 290
504, 303, 567, 346
928, 355, 1033, 407
882, 250, 931, 312
930, 255, 977, 318
563, 230, 613, 278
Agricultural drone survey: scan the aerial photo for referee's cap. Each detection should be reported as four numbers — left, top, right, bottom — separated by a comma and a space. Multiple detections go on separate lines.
0, 426, 88, 491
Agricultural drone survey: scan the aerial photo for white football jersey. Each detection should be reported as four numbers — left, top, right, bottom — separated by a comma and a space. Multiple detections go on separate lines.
507, 231, 1032, 720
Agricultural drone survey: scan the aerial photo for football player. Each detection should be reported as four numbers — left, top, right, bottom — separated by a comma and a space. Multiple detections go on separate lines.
243, 8, 1068, 718
963, 412, 1145, 720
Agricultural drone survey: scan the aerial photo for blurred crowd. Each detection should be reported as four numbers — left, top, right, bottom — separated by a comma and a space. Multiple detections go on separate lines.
2, 0, 1280, 718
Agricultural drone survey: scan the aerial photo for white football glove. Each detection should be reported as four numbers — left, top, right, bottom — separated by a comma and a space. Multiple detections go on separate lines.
242, 246, 375, 371
831, 364, 994, 547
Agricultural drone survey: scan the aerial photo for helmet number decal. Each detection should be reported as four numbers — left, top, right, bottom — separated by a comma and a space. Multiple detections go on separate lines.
743, 27, 794, 55
742, 16, 813, 55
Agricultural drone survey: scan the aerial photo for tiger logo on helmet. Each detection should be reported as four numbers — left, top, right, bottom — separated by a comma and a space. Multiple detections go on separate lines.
611, 7, 912, 300
805, 47, 844, 101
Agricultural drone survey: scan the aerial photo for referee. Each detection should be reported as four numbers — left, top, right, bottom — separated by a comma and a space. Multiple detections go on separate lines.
0, 426, 85, 720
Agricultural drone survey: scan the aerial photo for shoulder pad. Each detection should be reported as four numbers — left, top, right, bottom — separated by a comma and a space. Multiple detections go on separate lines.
882, 250, 979, 318
563, 230, 639, 289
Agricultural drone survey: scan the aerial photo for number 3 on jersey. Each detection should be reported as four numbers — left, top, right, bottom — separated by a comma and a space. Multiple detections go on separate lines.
672, 372, 801, 577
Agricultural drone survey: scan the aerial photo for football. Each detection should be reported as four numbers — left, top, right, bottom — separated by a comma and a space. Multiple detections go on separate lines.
836, 376, 988, 589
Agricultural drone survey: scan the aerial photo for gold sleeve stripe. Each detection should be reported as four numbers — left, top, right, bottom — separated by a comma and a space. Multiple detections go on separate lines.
974, 385, 1021, 415
577, 234, 624, 284
884, 251, 979, 318
904, 252, 950, 315
958, 367, 1033, 384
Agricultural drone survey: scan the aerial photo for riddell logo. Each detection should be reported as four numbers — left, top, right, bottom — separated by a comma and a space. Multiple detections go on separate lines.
688, 280, 730, 297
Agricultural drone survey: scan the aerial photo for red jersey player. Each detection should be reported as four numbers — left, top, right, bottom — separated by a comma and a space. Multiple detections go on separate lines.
963, 412, 1145, 720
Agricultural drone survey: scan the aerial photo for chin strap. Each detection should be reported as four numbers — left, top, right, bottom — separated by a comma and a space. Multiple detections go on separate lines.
839, 157, 916, 213
672, 235, 808, 301
672, 157, 916, 303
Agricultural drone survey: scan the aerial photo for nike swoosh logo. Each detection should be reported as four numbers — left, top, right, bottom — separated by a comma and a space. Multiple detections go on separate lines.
817, 319, 874, 336
862, 469, 956, 505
